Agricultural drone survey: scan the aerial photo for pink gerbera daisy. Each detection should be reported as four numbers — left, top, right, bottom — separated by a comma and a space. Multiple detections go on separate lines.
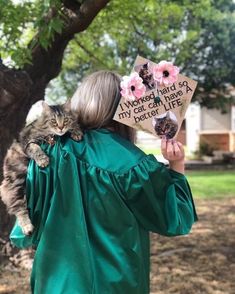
120, 72, 146, 101
151, 61, 179, 86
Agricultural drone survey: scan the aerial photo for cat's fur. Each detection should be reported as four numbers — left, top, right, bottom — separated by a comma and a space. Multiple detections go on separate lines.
0, 101, 83, 235
152, 111, 178, 139
138, 63, 155, 91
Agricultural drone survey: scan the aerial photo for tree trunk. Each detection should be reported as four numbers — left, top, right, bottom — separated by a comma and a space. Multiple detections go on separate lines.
0, 0, 111, 239
0, 66, 35, 237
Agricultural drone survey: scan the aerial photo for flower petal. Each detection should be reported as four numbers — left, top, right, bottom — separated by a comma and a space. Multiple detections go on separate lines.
120, 71, 146, 100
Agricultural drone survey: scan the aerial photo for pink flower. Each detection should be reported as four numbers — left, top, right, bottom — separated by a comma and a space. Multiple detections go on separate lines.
120, 72, 146, 101
151, 61, 179, 86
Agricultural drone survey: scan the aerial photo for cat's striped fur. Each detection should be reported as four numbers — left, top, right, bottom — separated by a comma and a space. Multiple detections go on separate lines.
0, 101, 83, 235
153, 111, 178, 140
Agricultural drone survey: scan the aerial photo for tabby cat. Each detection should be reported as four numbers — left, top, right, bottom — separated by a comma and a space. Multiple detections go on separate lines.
137, 63, 155, 91
0, 101, 83, 235
152, 111, 178, 139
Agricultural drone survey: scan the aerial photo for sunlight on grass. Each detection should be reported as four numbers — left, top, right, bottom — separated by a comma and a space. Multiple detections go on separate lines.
186, 171, 235, 199
137, 145, 162, 155
137, 144, 191, 157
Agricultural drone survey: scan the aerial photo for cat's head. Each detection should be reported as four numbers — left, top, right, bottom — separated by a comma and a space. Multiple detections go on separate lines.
39, 101, 76, 136
152, 111, 170, 128
152, 111, 178, 139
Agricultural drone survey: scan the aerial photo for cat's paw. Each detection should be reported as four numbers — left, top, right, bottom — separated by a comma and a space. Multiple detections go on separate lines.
46, 135, 56, 146
17, 214, 34, 236
21, 223, 34, 236
35, 154, 49, 167
70, 132, 83, 142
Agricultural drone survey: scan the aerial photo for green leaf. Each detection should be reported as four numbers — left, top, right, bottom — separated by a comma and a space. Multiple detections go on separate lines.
50, 17, 64, 34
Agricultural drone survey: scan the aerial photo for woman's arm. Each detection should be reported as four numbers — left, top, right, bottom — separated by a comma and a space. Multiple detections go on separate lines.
122, 137, 197, 236
161, 137, 185, 174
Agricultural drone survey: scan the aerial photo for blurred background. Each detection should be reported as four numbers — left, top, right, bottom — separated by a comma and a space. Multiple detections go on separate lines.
0, 0, 234, 293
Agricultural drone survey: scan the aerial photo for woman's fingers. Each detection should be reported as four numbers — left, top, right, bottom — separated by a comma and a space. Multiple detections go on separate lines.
172, 140, 181, 157
161, 138, 185, 161
161, 138, 173, 159
166, 139, 174, 158
177, 141, 185, 159
161, 136, 167, 157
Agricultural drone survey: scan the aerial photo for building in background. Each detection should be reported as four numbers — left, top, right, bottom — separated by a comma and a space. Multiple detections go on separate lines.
185, 104, 235, 154
137, 103, 235, 156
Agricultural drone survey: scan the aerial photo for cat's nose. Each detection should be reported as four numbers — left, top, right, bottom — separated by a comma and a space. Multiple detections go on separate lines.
58, 126, 64, 130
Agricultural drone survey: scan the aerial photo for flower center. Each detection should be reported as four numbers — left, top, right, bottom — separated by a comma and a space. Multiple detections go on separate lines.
131, 85, 135, 91
163, 70, 169, 77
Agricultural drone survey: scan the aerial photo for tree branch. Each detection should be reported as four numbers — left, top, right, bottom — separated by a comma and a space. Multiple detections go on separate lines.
65, 0, 110, 35
0, 65, 32, 98
0, 62, 33, 116
23, 0, 111, 83
75, 39, 107, 67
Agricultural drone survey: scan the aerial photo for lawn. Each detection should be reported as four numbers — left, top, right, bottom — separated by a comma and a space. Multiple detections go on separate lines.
138, 144, 235, 199
186, 170, 235, 199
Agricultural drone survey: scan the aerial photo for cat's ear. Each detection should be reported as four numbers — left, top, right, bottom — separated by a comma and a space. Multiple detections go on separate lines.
143, 63, 148, 69
41, 101, 51, 112
62, 99, 71, 112
166, 111, 170, 118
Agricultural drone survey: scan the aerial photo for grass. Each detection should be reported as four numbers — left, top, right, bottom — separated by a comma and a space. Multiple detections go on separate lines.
186, 170, 235, 199
137, 145, 162, 155
137, 145, 192, 158
137, 144, 235, 199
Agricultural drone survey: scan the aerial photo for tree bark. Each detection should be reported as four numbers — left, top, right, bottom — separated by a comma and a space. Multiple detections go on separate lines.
0, 0, 111, 238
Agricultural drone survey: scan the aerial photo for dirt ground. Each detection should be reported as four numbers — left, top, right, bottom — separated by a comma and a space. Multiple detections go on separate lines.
0, 198, 235, 294
150, 197, 235, 294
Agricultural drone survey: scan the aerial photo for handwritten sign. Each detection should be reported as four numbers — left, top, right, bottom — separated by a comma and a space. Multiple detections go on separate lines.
113, 56, 198, 139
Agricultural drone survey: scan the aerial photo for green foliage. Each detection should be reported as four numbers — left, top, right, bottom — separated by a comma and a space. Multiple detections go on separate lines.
0, 0, 64, 67
57, 0, 235, 106
196, 142, 217, 157
1, 0, 235, 108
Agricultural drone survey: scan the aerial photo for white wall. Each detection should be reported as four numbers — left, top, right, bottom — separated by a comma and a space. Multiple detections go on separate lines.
232, 106, 235, 132
201, 108, 231, 131
186, 103, 201, 153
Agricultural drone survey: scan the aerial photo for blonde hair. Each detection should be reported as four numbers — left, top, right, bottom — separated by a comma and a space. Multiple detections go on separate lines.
71, 70, 135, 142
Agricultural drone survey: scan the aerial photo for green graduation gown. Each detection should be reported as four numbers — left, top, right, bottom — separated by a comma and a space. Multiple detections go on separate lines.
10, 128, 197, 294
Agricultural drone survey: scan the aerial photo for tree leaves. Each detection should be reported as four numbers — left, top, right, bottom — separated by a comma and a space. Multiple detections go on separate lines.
57, 0, 235, 108
0, 0, 235, 108
50, 17, 64, 34
0, 0, 64, 65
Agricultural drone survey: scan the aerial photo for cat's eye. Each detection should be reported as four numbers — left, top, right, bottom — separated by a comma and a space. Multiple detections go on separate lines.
64, 118, 69, 123
51, 119, 57, 124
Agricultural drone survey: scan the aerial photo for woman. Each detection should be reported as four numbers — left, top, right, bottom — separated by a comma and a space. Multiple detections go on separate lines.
11, 70, 197, 294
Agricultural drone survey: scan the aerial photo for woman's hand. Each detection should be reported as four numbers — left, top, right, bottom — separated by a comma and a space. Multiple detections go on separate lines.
161, 137, 185, 174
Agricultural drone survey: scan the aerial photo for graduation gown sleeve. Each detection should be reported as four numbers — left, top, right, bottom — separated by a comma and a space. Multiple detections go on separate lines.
119, 154, 198, 236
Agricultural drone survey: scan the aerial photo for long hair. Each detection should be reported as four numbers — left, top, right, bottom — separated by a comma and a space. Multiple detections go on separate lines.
70, 70, 136, 143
